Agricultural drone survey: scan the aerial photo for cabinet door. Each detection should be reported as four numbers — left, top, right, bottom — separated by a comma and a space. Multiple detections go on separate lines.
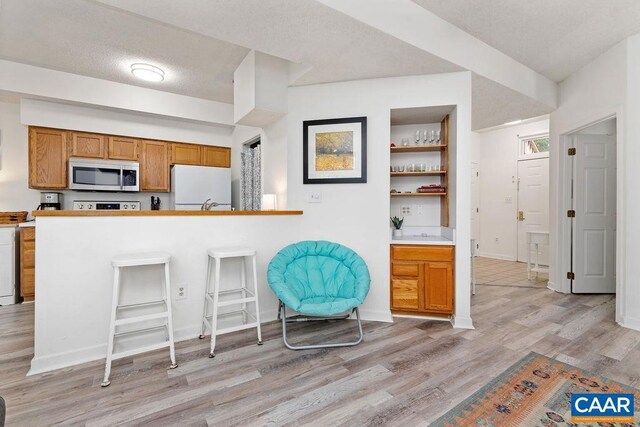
141, 140, 170, 192
69, 132, 106, 159
201, 146, 231, 168
108, 136, 139, 160
171, 143, 201, 165
29, 127, 68, 189
391, 277, 420, 310
424, 262, 454, 313
20, 228, 36, 301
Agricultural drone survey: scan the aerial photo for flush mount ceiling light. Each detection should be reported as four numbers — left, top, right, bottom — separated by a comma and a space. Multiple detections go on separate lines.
130, 63, 165, 82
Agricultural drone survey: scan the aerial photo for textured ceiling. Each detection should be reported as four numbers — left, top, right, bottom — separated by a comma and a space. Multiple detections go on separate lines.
0, 0, 577, 129
0, 0, 250, 102
413, 0, 640, 82
391, 105, 455, 126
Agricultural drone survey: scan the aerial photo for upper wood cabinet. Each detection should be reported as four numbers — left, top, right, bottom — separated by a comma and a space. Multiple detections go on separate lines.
171, 143, 201, 165
201, 146, 231, 168
390, 245, 454, 315
69, 132, 106, 159
108, 136, 139, 161
29, 127, 68, 189
28, 126, 230, 190
141, 140, 170, 192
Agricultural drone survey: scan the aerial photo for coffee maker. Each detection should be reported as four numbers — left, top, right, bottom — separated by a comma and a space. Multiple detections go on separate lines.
38, 192, 62, 210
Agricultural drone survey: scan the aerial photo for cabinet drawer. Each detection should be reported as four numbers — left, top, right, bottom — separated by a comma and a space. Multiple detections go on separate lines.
391, 278, 419, 310
22, 228, 36, 241
391, 262, 420, 277
392, 245, 454, 262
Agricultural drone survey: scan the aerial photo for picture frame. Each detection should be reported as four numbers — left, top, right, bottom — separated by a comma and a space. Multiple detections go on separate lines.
303, 116, 367, 184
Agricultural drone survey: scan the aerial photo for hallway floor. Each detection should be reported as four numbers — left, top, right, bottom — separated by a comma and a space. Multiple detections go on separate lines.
475, 256, 548, 288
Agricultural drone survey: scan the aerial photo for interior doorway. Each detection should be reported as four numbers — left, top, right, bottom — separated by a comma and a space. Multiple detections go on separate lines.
516, 157, 550, 264
568, 118, 617, 294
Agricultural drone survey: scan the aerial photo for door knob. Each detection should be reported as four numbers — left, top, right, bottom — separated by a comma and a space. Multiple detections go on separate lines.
518, 211, 525, 221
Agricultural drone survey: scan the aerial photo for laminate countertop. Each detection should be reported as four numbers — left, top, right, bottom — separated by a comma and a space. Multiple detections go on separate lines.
32, 210, 303, 217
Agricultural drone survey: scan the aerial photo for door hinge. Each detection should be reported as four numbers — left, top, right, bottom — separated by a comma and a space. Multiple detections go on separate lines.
567, 272, 575, 280
568, 147, 576, 156
567, 210, 576, 218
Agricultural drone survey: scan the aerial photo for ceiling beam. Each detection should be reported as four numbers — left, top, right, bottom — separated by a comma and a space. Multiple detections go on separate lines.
316, 0, 557, 109
0, 60, 234, 126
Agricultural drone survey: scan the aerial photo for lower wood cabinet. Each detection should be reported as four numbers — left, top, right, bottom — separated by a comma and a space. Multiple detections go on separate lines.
390, 244, 454, 315
20, 227, 36, 302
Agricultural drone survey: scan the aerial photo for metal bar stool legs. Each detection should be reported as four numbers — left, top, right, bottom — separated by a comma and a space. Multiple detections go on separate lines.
200, 248, 262, 358
102, 252, 177, 388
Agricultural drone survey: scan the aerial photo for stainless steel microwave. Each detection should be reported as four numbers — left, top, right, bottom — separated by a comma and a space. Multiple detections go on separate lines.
68, 157, 140, 192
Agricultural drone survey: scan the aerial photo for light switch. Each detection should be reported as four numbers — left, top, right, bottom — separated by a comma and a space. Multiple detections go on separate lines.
308, 191, 322, 203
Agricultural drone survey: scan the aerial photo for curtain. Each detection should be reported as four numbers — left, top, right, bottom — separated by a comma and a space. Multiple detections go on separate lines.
241, 144, 261, 210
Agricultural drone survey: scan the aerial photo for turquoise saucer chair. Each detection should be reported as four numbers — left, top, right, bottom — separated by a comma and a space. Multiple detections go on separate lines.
267, 240, 370, 350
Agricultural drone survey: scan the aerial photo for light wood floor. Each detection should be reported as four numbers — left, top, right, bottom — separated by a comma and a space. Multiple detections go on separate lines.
475, 256, 548, 288
1, 285, 639, 426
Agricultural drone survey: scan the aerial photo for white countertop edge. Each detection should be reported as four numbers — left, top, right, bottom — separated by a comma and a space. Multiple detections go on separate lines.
390, 236, 455, 246
18, 222, 36, 228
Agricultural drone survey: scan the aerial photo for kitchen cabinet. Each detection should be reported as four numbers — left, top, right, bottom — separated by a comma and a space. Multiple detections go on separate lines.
20, 227, 36, 302
108, 136, 139, 161
171, 143, 201, 165
201, 146, 231, 167
390, 245, 454, 315
69, 131, 106, 159
29, 127, 68, 189
141, 140, 170, 192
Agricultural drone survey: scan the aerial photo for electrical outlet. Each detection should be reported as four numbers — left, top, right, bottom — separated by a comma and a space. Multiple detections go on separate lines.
401, 205, 412, 216
415, 204, 425, 216
495, 237, 499, 243
176, 284, 187, 300
504, 197, 513, 204
308, 191, 322, 203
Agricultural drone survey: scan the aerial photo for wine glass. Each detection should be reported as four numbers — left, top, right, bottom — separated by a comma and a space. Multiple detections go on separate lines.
414, 130, 421, 145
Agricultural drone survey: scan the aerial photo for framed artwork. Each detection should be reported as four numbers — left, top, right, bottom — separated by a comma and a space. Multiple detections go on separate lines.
303, 116, 367, 184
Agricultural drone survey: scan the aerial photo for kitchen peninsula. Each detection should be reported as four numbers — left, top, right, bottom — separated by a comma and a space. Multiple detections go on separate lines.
30, 210, 303, 374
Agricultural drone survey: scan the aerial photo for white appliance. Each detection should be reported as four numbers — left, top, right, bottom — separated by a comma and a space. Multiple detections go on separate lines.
69, 157, 140, 192
73, 201, 141, 211
170, 165, 231, 210
0, 227, 18, 305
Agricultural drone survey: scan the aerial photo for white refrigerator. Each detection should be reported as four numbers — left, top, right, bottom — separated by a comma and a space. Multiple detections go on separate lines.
170, 165, 232, 211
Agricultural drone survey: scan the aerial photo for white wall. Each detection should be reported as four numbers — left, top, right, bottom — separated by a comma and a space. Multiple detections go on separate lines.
548, 36, 640, 330
474, 118, 549, 260
0, 101, 40, 212
286, 72, 473, 328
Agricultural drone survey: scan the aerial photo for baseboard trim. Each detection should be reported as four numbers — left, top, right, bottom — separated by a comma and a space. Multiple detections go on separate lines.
359, 309, 393, 323
619, 315, 640, 332
451, 315, 474, 329
475, 252, 517, 262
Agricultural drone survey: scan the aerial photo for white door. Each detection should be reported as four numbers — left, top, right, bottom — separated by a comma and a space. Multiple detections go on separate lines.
572, 134, 616, 293
470, 162, 480, 244
517, 158, 549, 263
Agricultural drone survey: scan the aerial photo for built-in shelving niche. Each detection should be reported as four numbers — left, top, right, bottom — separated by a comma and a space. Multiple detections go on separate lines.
390, 105, 456, 228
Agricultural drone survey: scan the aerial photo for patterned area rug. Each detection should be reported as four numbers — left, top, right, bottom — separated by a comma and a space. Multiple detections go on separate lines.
432, 352, 640, 426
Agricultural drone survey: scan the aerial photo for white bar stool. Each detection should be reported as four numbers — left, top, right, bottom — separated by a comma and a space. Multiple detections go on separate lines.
102, 252, 177, 387
199, 247, 262, 358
